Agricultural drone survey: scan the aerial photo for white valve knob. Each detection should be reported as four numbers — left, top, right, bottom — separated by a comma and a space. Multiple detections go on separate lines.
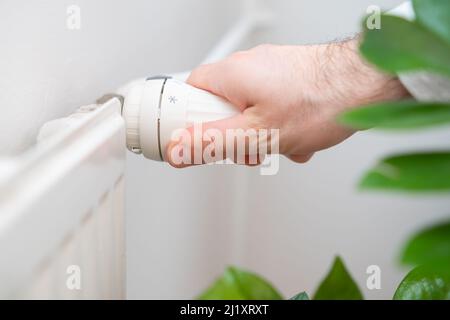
122, 77, 238, 161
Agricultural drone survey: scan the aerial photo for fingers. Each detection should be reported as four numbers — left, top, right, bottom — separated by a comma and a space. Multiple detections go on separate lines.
166, 114, 266, 168
170, 54, 262, 168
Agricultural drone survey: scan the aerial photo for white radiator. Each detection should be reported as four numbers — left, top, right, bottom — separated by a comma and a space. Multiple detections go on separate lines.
0, 99, 126, 299
0, 4, 269, 299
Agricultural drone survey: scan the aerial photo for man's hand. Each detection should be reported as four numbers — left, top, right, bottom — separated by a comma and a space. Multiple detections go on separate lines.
166, 39, 409, 167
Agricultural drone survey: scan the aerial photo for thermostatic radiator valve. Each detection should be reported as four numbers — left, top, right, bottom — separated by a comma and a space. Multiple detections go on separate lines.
121, 76, 238, 161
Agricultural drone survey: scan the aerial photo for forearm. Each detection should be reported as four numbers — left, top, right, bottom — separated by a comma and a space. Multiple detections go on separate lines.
305, 37, 410, 112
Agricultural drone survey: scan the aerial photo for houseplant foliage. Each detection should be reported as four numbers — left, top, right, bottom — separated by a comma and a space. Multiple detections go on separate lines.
312, 257, 363, 300
340, 0, 450, 299
339, 0, 450, 193
394, 265, 450, 300
198, 266, 283, 300
199, 0, 450, 300
198, 256, 361, 300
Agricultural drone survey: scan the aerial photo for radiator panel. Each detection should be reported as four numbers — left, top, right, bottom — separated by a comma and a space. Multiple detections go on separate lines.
0, 99, 126, 299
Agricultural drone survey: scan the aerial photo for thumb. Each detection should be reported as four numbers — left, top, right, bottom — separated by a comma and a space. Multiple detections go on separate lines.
166, 113, 263, 168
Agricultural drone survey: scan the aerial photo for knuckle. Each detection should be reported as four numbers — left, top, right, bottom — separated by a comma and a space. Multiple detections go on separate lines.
230, 50, 250, 59
253, 43, 275, 51
188, 65, 209, 81
226, 51, 251, 67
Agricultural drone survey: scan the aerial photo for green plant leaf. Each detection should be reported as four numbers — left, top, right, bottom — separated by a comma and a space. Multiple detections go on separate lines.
393, 265, 450, 300
198, 266, 283, 300
401, 221, 450, 271
360, 15, 450, 77
338, 100, 450, 130
413, 0, 450, 43
313, 256, 363, 300
359, 152, 450, 192
290, 292, 310, 300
